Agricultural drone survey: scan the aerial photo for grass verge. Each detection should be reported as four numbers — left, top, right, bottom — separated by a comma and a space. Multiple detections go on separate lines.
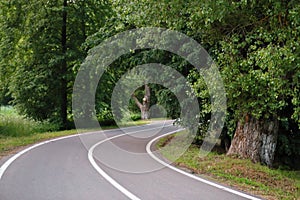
156, 131, 300, 200
0, 119, 150, 159
0, 129, 78, 158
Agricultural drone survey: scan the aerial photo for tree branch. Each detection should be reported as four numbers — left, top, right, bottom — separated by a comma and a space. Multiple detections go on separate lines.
145, 84, 150, 98
131, 94, 143, 110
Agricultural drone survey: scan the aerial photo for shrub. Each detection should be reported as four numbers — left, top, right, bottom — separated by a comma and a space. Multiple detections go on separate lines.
0, 106, 60, 137
130, 113, 141, 121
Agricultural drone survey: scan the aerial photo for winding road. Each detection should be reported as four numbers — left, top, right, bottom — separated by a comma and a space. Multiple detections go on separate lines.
0, 121, 261, 200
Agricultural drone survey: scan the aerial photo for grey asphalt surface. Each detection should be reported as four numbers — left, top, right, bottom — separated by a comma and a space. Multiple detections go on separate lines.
0, 121, 259, 200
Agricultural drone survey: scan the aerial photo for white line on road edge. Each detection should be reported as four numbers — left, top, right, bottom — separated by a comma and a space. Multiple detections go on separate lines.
88, 124, 174, 200
0, 122, 164, 180
146, 131, 263, 200
0, 134, 78, 180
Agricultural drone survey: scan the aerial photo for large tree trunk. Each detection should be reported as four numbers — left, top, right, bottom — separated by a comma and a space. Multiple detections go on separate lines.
60, 0, 68, 129
227, 115, 279, 167
132, 84, 150, 120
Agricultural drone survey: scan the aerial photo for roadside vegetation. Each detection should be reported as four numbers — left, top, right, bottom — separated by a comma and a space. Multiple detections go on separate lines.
1, 0, 299, 169
0, 106, 148, 158
0, 1, 299, 198
156, 132, 300, 200
0, 106, 60, 137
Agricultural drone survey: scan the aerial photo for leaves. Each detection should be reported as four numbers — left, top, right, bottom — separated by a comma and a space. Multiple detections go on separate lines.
0, 0, 110, 125
0, 0, 299, 162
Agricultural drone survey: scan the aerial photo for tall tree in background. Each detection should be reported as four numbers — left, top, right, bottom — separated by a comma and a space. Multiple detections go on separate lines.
132, 84, 150, 120
0, 0, 23, 106
0, 0, 110, 128
61, 0, 68, 128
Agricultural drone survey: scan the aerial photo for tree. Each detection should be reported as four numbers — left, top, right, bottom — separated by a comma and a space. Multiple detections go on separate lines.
100, 0, 300, 167
132, 84, 150, 119
61, 0, 68, 128
187, 0, 300, 166
85, 0, 194, 122
0, 0, 25, 106
0, 0, 110, 128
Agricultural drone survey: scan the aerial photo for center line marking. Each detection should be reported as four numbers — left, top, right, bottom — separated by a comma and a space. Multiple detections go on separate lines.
88, 123, 174, 200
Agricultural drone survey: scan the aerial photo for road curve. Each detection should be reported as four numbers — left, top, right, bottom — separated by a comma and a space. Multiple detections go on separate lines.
0, 121, 261, 200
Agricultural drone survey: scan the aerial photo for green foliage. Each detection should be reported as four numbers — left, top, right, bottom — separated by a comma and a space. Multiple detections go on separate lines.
155, 89, 180, 119
177, 0, 300, 125
0, 0, 299, 168
157, 133, 300, 200
130, 113, 141, 121
192, 0, 300, 167
84, 3, 196, 121
219, 30, 299, 121
0, 106, 60, 137
97, 107, 116, 126
102, 0, 300, 168
0, 0, 110, 127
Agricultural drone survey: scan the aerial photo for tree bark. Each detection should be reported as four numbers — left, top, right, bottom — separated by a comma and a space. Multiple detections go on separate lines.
60, 0, 68, 129
132, 84, 150, 120
227, 115, 279, 167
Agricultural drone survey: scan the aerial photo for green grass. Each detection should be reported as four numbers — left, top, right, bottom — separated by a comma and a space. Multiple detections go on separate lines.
0, 121, 150, 158
0, 129, 77, 157
0, 106, 150, 158
118, 119, 152, 127
0, 106, 59, 137
156, 131, 300, 200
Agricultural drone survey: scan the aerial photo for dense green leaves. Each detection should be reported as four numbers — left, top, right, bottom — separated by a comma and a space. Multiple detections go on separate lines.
92, 0, 299, 167
0, 0, 110, 128
0, 0, 299, 166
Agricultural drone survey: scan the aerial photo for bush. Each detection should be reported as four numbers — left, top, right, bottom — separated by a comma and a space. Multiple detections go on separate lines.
97, 108, 116, 126
0, 106, 60, 137
0, 114, 35, 137
130, 113, 141, 121
276, 132, 300, 170
32, 120, 61, 133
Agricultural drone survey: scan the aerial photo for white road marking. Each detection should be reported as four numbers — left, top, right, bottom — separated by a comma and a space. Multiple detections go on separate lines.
0, 134, 78, 180
88, 133, 141, 200
88, 123, 174, 200
146, 131, 262, 200
1, 121, 261, 200
0, 122, 155, 180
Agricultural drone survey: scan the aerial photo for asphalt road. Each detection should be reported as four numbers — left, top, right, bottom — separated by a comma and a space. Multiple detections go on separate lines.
0, 121, 261, 200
